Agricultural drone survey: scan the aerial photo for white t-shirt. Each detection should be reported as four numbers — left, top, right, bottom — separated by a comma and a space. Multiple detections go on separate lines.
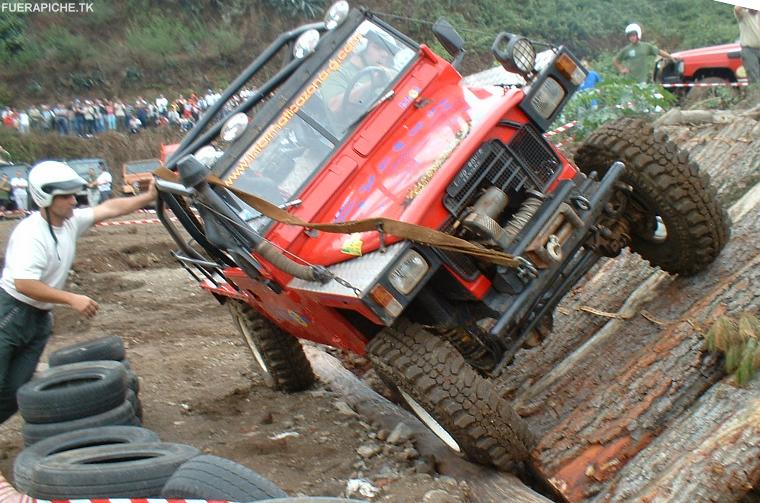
96, 171, 112, 192
1, 208, 94, 310
10, 176, 28, 199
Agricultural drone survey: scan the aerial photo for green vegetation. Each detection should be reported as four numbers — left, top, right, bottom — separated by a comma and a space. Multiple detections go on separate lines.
705, 313, 760, 385
0, 0, 742, 104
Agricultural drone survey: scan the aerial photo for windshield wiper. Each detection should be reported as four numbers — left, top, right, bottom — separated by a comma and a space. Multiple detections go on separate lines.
346, 90, 395, 132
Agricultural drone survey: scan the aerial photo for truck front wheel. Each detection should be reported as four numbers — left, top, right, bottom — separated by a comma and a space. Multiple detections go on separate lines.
367, 319, 535, 472
228, 300, 315, 392
575, 117, 729, 276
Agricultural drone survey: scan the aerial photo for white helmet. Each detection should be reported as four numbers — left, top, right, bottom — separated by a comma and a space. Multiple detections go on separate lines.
28, 161, 86, 208
625, 23, 642, 39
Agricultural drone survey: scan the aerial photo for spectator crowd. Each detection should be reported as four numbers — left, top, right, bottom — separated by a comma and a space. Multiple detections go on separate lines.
0, 87, 257, 137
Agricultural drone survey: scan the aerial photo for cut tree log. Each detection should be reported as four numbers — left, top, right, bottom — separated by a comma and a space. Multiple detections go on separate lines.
506, 167, 760, 499
304, 346, 556, 503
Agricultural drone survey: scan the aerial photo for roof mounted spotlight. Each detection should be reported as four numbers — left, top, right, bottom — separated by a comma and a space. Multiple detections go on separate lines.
293, 29, 320, 59
492, 32, 536, 78
220, 113, 249, 142
324, 1, 350, 30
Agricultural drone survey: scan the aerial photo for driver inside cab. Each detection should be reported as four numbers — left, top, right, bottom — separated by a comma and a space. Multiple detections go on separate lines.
321, 30, 396, 116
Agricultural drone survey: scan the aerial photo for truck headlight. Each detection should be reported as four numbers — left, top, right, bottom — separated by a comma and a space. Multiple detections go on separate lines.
324, 1, 349, 30
531, 77, 565, 119
293, 29, 320, 59
388, 250, 428, 294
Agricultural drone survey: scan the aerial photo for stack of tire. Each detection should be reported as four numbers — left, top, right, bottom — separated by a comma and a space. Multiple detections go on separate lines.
13, 425, 292, 500
16, 335, 142, 446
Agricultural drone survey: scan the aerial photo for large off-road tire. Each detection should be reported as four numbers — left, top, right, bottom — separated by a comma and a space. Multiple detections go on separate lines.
575, 117, 729, 276
367, 319, 535, 471
48, 335, 126, 366
228, 300, 315, 392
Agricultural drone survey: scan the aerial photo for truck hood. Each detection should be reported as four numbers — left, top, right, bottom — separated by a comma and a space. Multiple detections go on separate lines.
672, 43, 740, 59
288, 77, 524, 266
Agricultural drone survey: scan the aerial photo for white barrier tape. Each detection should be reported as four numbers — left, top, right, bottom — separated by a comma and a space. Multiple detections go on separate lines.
662, 81, 749, 88
544, 120, 577, 137
96, 218, 163, 227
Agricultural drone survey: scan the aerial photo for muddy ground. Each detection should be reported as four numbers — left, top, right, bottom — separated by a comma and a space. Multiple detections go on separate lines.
0, 214, 472, 502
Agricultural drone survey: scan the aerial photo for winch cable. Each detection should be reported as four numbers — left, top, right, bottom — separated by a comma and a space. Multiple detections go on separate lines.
154, 167, 522, 269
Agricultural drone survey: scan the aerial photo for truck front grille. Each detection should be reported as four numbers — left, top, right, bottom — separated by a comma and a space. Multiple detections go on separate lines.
444, 125, 561, 217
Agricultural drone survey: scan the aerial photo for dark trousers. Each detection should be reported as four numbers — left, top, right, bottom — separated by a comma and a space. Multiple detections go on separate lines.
0, 288, 52, 424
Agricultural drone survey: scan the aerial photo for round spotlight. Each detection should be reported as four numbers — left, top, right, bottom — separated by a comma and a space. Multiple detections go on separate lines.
492, 32, 536, 77
324, 1, 349, 30
195, 145, 223, 166
293, 29, 320, 59
220, 113, 249, 143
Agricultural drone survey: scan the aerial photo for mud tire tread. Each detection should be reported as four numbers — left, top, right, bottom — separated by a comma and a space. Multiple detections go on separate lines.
229, 300, 315, 392
575, 117, 729, 276
367, 319, 535, 471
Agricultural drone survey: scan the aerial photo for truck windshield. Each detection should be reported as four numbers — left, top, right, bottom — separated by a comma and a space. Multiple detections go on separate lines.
221, 20, 415, 209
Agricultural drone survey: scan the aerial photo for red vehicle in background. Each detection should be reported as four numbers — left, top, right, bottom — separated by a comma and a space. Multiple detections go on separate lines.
155, 1, 729, 473
655, 42, 745, 92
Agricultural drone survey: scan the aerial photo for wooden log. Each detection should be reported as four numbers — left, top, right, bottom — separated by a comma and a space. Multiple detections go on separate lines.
303, 346, 556, 503
591, 377, 760, 502
514, 187, 760, 501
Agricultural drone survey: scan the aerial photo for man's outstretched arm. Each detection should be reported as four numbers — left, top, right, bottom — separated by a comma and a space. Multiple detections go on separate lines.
92, 180, 157, 224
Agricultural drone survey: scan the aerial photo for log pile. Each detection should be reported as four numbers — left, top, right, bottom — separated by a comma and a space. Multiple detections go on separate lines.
309, 110, 760, 502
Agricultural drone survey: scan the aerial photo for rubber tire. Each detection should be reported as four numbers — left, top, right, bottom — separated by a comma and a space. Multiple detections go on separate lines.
28, 442, 200, 499
574, 117, 729, 276
17, 360, 128, 424
160, 454, 288, 500
13, 425, 160, 494
367, 319, 535, 471
682, 77, 737, 109
48, 335, 126, 366
126, 389, 143, 422
126, 368, 140, 394
228, 300, 315, 392
22, 399, 138, 446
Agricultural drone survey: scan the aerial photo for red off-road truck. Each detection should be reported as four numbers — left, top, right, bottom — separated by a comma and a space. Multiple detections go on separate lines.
654, 42, 745, 100
156, 2, 729, 471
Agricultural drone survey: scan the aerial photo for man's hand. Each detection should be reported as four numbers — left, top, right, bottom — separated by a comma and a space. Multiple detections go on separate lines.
69, 294, 99, 319
620, 66, 630, 75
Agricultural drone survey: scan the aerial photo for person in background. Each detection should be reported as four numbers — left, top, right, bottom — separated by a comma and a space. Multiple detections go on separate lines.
735, 6, 760, 83
10, 170, 28, 213
0, 161, 157, 424
579, 59, 603, 91
86, 167, 100, 207
96, 164, 112, 201
613, 23, 675, 83
0, 174, 12, 215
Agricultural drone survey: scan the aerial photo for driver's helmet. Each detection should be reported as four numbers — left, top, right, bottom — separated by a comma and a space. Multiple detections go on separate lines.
625, 23, 642, 39
28, 161, 86, 208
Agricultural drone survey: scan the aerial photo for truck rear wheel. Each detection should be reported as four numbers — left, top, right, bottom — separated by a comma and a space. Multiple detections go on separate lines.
367, 319, 535, 471
575, 117, 729, 276
228, 300, 315, 392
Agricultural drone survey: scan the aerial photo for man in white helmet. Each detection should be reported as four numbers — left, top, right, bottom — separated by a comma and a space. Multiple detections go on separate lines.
613, 23, 675, 83
0, 160, 156, 424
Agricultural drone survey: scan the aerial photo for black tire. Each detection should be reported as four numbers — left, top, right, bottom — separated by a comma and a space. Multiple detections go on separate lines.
575, 117, 729, 276
367, 319, 535, 471
22, 400, 137, 446
160, 454, 288, 500
13, 426, 160, 494
28, 442, 200, 499
682, 77, 738, 109
17, 361, 128, 424
126, 368, 140, 394
228, 300, 315, 392
126, 389, 143, 422
48, 336, 126, 366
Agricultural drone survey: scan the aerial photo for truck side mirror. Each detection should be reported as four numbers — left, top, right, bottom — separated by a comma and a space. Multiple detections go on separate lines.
433, 18, 465, 70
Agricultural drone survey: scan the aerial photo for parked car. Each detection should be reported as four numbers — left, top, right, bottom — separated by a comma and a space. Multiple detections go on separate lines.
123, 158, 160, 196
654, 42, 745, 97
66, 158, 108, 205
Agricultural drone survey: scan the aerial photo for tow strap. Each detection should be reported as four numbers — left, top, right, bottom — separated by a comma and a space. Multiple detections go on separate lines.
155, 167, 521, 268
